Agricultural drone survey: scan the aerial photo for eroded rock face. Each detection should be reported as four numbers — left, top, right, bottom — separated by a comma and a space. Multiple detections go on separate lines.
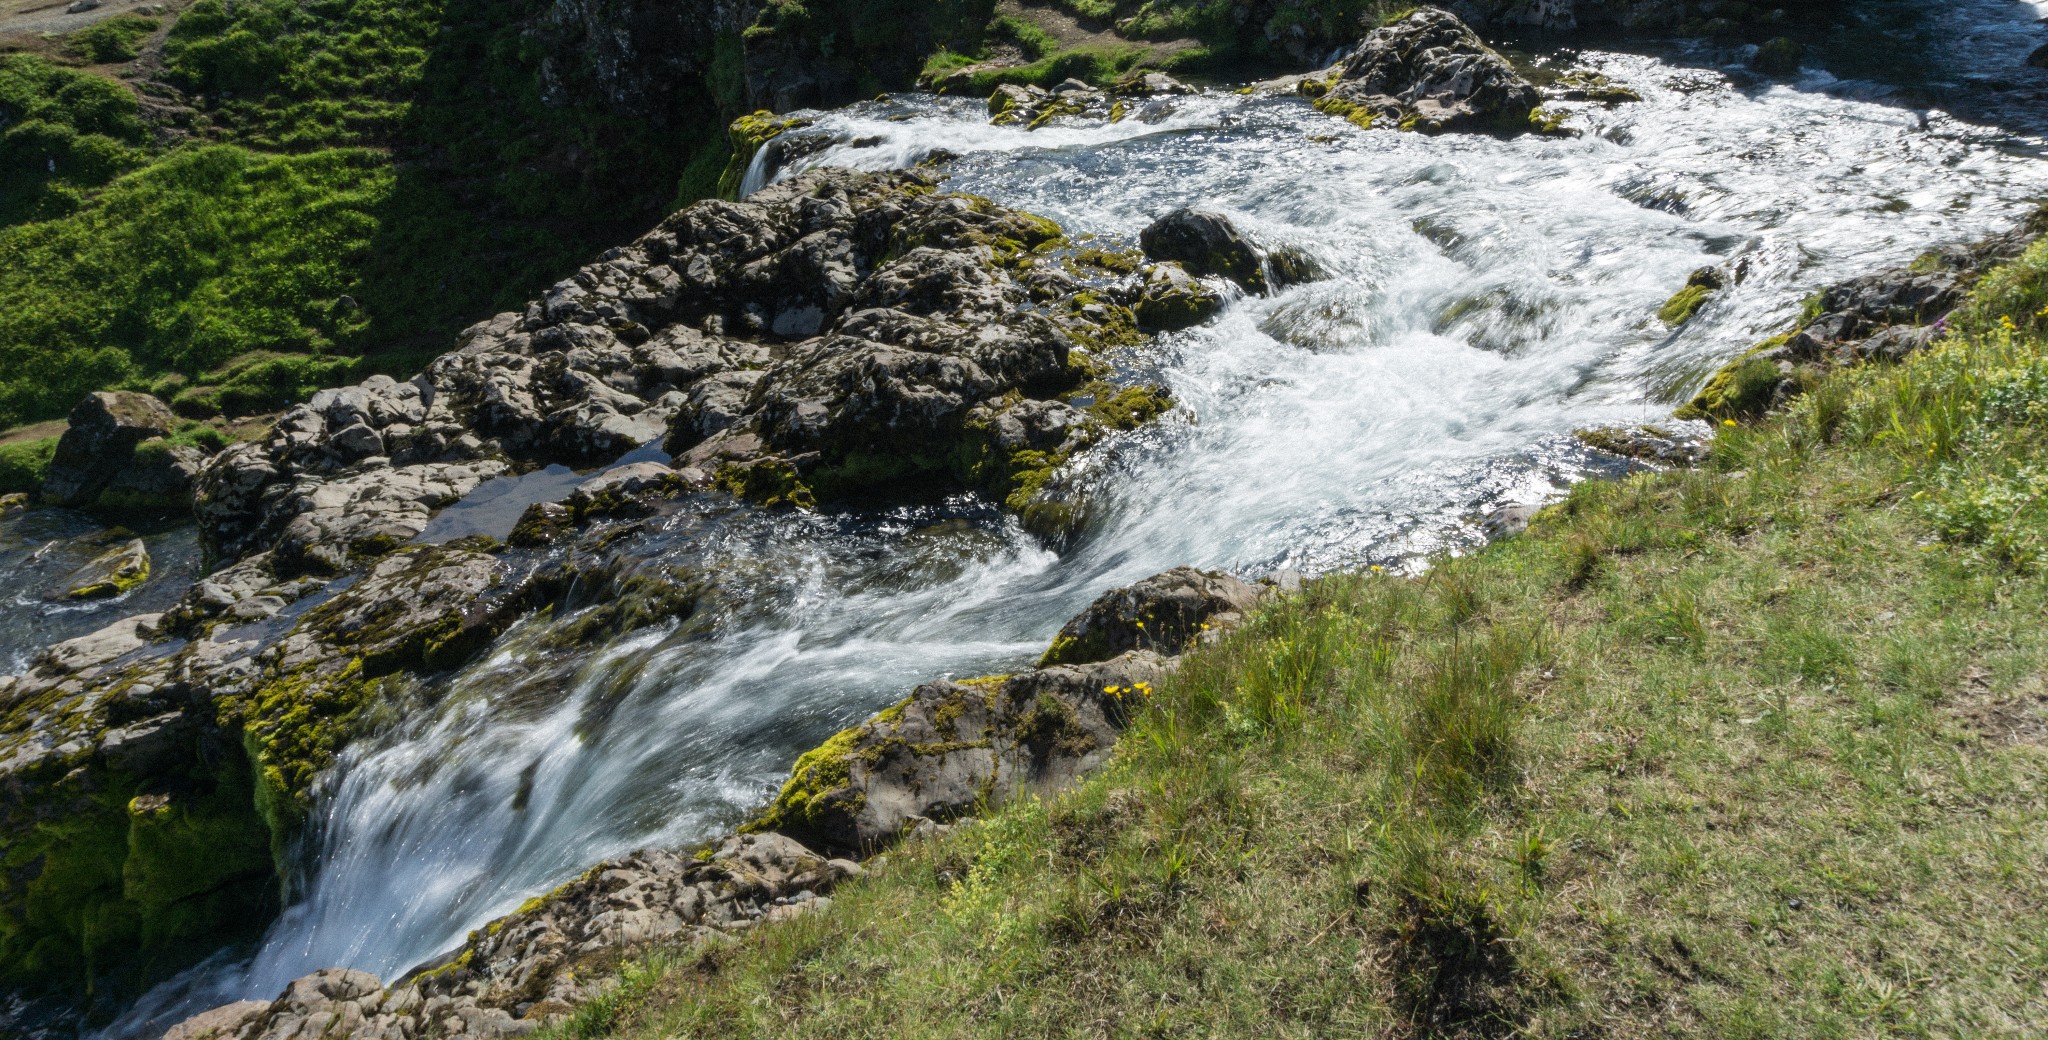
0, 545, 518, 1002
1309, 7, 1546, 135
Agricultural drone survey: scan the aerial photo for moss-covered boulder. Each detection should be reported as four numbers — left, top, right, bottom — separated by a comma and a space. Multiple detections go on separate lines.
57, 537, 150, 600
1038, 565, 1266, 667
1658, 266, 1723, 326
747, 655, 1167, 853
1309, 8, 1550, 137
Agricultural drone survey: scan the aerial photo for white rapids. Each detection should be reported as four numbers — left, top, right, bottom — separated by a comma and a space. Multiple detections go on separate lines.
103, 14, 2048, 1037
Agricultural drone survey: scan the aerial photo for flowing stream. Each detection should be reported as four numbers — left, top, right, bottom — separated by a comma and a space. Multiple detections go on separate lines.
103, 6, 2048, 1034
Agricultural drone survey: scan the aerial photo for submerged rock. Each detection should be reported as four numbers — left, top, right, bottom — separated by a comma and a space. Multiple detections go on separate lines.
1134, 262, 1225, 331
1659, 266, 1725, 326
1750, 37, 1804, 77
1307, 7, 1549, 135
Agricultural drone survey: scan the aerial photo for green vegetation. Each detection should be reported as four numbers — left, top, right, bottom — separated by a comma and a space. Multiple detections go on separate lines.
0, 436, 58, 495
69, 15, 160, 65
0, 55, 151, 225
0, 0, 732, 431
535, 226, 2048, 1039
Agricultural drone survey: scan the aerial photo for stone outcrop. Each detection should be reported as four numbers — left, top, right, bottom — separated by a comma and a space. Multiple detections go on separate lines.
196, 167, 1170, 579
0, 543, 530, 1002
1679, 213, 2048, 421
40, 391, 177, 507
1304, 8, 1549, 135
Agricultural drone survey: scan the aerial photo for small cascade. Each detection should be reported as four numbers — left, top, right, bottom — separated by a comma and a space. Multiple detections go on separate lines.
101, 7, 2048, 1034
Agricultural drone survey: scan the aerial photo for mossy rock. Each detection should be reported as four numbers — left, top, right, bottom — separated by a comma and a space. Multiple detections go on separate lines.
60, 537, 150, 600
1674, 334, 1793, 422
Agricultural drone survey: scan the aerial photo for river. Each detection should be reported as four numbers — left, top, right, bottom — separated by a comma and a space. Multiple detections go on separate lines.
96, 4, 2048, 1034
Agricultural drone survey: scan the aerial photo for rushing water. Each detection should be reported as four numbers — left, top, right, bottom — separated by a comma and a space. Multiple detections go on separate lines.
102, 7, 2048, 1035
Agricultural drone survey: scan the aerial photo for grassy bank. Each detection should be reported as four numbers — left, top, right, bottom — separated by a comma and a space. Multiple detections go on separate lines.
537, 246, 2048, 1036
0, 0, 724, 431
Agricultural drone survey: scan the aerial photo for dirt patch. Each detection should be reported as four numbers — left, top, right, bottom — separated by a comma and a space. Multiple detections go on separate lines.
0, 420, 65, 446
0, 0, 171, 49
1953, 665, 2048, 745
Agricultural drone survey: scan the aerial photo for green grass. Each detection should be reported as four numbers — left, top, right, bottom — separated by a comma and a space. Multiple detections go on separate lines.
0, 436, 57, 495
0, 0, 728, 430
546, 238, 2048, 1038
68, 15, 161, 65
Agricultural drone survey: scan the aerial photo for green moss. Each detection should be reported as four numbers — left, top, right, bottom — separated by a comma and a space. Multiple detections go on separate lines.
1527, 106, 1571, 136
0, 741, 272, 1001
745, 719, 877, 835
715, 458, 818, 510
64, 544, 149, 600
718, 111, 814, 201
1674, 335, 1792, 422
1087, 384, 1172, 431
1311, 93, 1376, 130
1658, 284, 1713, 327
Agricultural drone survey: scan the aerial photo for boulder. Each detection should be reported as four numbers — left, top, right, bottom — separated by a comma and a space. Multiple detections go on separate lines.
1134, 263, 1224, 331
1040, 565, 1267, 666
1310, 7, 1546, 135
56, 537, 150, 601
750, 653, 1170, 853
41, 391, 176, 506
1139, 209, 1267, 292
1750, 37, 1803, 77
